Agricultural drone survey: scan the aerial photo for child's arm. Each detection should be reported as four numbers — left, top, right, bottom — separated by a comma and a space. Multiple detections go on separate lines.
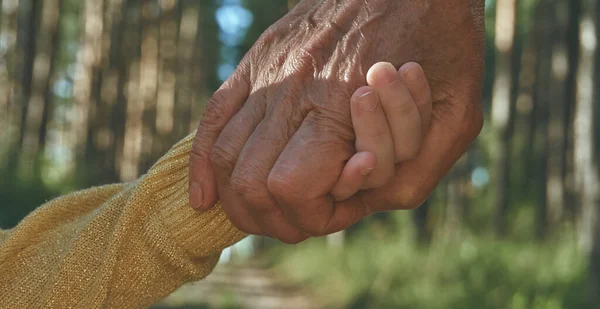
0, 62, 432, 308
0, 144, 243, 308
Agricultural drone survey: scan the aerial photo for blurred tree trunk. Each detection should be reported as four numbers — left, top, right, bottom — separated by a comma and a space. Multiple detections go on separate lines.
0, 0, 6, 124
189, 1, 218, 132
90, 0, 127, 184
0, 0, 18, 131
532, 3, 554, 240
153, 1, 181, 156
18, 0, 62, 179
139, 2, 160, 172
545, 0, 572, 232
413, 199, 431, 244
14, 0, 40, 170
578, 0, 600, 302
119, 1, 143, 181
176, 0, 201, 135
576, 0, 600, 254
445, 155, 470, 239
491, 0, 517, 237
37, 1, 61, 154
0, 0, 3, 40
113, 1, 139, 183
72, 0, 105, 178
517, 14, 540, 197
563, 0, 582, 223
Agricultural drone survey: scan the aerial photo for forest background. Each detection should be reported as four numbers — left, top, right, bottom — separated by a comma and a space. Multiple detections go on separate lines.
1, 0, 599, 308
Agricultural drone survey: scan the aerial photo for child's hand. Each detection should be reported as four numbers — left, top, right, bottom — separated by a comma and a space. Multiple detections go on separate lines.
331, 62, 432, 201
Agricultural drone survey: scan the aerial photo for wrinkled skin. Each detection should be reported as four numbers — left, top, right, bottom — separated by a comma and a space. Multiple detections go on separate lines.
190, 0, 485, 243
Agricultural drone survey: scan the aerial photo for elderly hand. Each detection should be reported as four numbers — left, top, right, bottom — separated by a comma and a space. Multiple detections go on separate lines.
189, 0, 485, 243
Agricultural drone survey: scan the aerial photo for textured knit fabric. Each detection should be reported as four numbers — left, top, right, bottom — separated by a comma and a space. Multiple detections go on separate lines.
0, 133, 247, 309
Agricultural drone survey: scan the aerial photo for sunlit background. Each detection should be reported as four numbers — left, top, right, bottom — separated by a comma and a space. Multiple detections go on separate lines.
1, 0, 599, 308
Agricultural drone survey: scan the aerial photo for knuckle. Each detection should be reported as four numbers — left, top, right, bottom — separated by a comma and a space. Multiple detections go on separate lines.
393, 97, 419, 116
230, 175, 266, 202
389, 185, 428, 210
367, 169, 395, 189
202, 92, 234, 127
190, 133, 211, 163
221, 205, 262, 235
307, 109, 354, 143
289, 46, 321, 76
209, 143, 237, 172
395, 142, 422, 162
365, 127, 388, 140
284, 210, 332, 238
301, 223, 328, 237
267, 171, 303, 202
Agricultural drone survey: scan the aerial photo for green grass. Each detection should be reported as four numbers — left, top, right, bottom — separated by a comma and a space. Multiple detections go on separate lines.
275, 222, 589, 309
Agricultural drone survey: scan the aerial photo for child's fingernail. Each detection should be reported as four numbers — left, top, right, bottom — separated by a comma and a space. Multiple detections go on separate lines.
190, 181, 204, 210
401, 62, 423, 84
376, 62, 397, 85
361, 168, 375, 176
358, 91, 377, 111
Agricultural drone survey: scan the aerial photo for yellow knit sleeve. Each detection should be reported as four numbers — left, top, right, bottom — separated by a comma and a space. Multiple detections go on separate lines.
0, 229, 8, 245
0, 133, 247, 309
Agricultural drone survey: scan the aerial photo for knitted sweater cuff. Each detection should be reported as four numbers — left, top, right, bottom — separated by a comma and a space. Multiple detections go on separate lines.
146, 132, 247, 259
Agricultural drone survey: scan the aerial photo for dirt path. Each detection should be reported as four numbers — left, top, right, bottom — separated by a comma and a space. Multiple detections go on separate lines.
152, 262, 322, 309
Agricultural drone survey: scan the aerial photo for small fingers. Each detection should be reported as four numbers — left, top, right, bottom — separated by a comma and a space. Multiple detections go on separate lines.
330, 151, 377, 201
399, 62, 433, 134
367, 62, 423, 162
350, 86, 395, 189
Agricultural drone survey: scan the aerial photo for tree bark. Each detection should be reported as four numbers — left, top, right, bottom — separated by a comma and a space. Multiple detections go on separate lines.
139, 2, 160, 173
491, 0, 517, 237
445, 155, 470, 240
175, 0, 202, 135
545, 0, 571, 232
578, 0, 600, 303
516, 14, 540, 198
118, 0, 144, 182
532, 3, 554, 240
18, 0, 62, 179
563, 0, 582, 223
0, 0, 5, 122
110, 0, 129, 183
155, 1, 181, 145
575, 0, 599, 254
0, 0, 11, 129
89, 0, 126, 184
72, 0, 105, 180
413, 199, 432, 244
15, 0, 41, 155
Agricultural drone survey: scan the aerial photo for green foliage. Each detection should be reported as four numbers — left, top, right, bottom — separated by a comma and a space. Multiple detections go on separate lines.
0, 175, 60, 229
276, 220, 588, 309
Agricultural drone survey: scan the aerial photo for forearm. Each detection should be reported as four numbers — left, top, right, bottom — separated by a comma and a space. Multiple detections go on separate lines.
0, 133, 246, 309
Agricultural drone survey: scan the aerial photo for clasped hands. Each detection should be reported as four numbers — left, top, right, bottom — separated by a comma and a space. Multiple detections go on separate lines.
189, 0, 485, 243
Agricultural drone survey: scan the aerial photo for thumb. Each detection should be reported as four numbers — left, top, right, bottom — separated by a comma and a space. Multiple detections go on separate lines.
189, 67, 250, 211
